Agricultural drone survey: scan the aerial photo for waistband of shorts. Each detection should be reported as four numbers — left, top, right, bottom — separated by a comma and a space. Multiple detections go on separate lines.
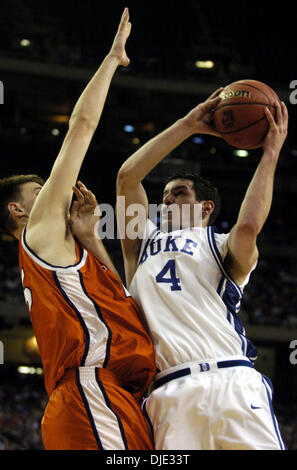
152, 355, 254, 390
56, 366, 121, 389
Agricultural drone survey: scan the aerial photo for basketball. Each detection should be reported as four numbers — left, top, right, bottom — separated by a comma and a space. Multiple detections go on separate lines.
213, 79, 280, 149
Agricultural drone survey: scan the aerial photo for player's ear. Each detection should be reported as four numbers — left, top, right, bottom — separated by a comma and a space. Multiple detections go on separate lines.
202, 200, 215, 218
7, 201, 26, 219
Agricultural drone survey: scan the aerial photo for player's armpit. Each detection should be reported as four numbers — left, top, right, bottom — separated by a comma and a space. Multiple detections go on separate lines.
24, 212, 77, 267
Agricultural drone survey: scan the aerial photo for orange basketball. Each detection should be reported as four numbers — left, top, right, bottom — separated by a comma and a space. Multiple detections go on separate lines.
213, 79, 280, 149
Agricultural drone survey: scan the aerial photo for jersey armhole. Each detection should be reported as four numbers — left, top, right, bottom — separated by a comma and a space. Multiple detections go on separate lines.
21, 226, 87, 271
207, 226, 243, 298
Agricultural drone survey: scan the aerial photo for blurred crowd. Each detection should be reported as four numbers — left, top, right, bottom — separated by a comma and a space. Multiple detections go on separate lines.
242, 256, 297, 328
0, 367, 46, 450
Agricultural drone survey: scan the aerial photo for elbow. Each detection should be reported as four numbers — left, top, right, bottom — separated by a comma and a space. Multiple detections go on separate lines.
116, 165, 133, 191
69, 111, 98, 133
236, 220, 260, 238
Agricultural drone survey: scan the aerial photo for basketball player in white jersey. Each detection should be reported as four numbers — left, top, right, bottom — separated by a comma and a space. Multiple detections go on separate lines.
113, 91, 288, 449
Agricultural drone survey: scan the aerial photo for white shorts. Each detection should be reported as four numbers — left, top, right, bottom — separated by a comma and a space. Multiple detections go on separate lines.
142, 356, 286, 450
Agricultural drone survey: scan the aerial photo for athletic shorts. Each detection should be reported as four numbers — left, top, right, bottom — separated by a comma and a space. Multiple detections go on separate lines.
41, 366, 153, 450
142, 355, 287, 450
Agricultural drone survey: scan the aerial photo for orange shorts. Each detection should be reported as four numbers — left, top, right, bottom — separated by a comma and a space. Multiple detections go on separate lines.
41, 367, 153, 450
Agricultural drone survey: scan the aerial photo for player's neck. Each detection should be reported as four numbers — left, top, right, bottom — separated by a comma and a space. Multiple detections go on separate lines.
12, 223, 26, 240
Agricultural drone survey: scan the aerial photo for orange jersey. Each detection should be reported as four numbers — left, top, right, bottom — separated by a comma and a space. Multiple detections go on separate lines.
19, 228, 156, 399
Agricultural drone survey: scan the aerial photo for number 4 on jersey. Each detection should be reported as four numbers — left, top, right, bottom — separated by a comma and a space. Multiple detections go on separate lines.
155, 260, 181, 291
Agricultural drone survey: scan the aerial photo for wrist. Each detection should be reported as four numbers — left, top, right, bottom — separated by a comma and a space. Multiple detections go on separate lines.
178, 116, 197, 138
73, 228, 97, 243
262, 146, 280, 162
106, 51, 122, 65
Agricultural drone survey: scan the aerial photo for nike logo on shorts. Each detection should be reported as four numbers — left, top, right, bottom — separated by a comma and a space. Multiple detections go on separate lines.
251, 404, 262, 410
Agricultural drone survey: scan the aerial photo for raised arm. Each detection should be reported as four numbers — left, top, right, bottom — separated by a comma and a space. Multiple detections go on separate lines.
26, 9, 131, 250
116, 89, 223, 286
225, 101, 288, 285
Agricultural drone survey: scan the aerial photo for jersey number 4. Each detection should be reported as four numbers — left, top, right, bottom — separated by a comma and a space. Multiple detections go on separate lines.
155, 260, 181, 291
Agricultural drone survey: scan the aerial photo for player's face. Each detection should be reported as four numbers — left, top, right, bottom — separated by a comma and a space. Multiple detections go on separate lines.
18, 182, 43, 216
162, 179, 202, 231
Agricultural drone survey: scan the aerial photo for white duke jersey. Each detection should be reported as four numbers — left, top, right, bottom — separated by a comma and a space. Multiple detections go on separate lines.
129, 219, 257, 372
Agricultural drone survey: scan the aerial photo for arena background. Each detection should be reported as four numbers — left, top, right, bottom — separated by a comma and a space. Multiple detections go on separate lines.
0, 0, 297, 450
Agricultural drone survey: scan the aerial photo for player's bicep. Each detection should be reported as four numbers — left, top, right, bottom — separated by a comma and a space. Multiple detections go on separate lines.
225, 223, 259, 284
25, 211, 69, 258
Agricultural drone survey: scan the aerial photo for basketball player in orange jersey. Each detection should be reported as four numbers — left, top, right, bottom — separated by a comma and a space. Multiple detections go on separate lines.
0, 9, 156, 450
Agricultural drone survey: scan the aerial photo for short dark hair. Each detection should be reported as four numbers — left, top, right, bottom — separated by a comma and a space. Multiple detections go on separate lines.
164, 172, 221, 225
0, 174, 44, 234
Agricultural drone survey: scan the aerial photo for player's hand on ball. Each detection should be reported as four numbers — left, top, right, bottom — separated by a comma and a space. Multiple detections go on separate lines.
183, 88, 224, 137
109, 7, 131, 66
263, 100, 288, 156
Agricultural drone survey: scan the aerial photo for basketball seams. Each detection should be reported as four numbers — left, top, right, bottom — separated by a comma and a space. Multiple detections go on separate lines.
214, 102, 276, 112
215, 115, 267, 135
222, 80, 278, 105
233, 81, 273, 104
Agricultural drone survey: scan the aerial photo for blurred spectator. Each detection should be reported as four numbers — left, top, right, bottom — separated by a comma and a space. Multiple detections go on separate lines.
0, 366, 47, 450
242, 256, 297, 327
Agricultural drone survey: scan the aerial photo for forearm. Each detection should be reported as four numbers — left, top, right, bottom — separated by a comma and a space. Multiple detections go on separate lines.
118, 118, 193, 184
236, 148, 279, 234
43, 55, 120, 211
69, 54, 120, 128
117, 90, 223, 185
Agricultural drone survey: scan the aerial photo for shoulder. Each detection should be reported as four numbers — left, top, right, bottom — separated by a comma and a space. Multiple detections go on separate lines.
205, 225, 230, 259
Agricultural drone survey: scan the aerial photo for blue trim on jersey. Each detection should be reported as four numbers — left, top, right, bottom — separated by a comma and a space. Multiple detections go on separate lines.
78, 271, 112, 369
22, 226, 84, 269
217, 275, 226, 297
207, 226, 242, 297
221, 279, 247, 356
142, 399, 155, 448
138, 226, 160, 266
53, 272, 90, 367
208, 226, 258, 363
262, 375, 287, 450
94, 367, 129, 450
75, 368, 103, 449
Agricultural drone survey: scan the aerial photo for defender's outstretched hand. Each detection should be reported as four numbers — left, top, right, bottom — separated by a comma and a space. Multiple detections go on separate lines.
109, 7, 132, 66
70, 181, 101, 240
